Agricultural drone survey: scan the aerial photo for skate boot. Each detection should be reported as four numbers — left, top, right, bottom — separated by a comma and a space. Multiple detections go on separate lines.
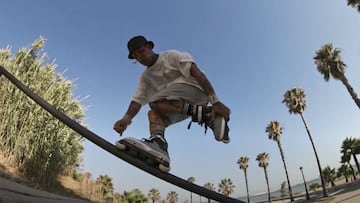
191, 106, 230, 143
148, 134, 170, 163
116, 136, 170, 163
115, 135, 170, 172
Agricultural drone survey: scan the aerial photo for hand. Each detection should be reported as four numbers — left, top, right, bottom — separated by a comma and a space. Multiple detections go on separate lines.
211, 102, 230, 121
113, 115, 132, 136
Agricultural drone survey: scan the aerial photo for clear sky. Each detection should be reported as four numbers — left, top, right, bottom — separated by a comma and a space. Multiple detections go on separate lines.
1, 0, 360, 202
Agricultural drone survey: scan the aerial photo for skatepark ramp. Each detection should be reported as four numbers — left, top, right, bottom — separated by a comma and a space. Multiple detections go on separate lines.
0, 66, 245, 203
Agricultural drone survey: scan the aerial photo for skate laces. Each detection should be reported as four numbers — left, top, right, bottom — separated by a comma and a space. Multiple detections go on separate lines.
187, 111, 213, 135
148, 134, 168, 152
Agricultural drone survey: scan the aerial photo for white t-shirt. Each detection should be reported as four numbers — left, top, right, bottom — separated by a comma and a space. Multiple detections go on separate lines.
132, 50, 204, 105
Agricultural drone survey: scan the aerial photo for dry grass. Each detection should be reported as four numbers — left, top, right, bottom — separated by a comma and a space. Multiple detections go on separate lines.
0, 153, 88, 200
0, 153, 33, 185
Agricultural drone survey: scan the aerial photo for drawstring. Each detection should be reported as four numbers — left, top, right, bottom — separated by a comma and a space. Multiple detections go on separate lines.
187, 120, 208, 135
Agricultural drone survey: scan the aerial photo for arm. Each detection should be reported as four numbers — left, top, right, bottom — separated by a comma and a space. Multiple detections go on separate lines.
113, 101, 142, 135
190, 63, 230, 120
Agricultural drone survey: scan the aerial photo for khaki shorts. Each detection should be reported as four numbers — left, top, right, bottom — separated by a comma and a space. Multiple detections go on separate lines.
148, 83, 208, 126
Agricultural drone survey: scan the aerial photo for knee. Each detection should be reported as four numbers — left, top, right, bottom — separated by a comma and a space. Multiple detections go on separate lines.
148, 109, 157, 118
148, 109, 163, 120
148, 109, 167, 125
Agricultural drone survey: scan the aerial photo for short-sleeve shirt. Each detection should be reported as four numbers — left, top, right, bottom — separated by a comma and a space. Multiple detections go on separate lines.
131, 50, 204, 105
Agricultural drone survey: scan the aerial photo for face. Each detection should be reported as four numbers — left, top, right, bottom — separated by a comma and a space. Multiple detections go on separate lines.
131, 43, 155, 66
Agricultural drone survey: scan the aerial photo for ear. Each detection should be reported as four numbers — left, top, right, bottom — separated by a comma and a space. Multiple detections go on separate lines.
145, 43, 153, 50
145, 44, 155, 55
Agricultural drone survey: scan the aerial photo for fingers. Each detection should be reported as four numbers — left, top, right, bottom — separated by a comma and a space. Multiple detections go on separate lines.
113, 120, 127, 136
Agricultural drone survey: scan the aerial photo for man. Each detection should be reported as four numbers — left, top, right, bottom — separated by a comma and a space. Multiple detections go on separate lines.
113, 35, 230, 167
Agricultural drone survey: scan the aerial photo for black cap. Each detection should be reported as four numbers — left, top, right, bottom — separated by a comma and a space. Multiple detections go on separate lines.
127, 36, 154, 59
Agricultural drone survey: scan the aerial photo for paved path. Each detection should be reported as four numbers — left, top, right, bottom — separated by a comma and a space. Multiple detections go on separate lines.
271, 179, 360, 203
0, 177, 92, 203
328, 179, 360, 203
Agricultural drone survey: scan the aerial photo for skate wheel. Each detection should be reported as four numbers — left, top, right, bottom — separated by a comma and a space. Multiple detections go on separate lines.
115, 141, 127, 150
159, 164, 170, 172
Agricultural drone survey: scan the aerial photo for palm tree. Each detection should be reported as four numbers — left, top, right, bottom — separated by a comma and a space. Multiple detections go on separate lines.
322, 166, 337, 187
187, 176, 195, 203
265, 121, 294, 202
347, 0, 360, 12
218, 178, 235, 196
353, 138, 360, 158
203, 182, 215, 203
313, 43, 360, 109
237, 156, 250, 203
120, 189, 147, 203
337, 164, 352, 183
95, 174, 114, 200
341, 154, 357, 180
256, 152, 272, 203
341, 137, 360, 173
282, 87, 328, 197
167, 191, 179, 203
309, 183, 321, 192
132, 189, 147, 202
299, 166, 310, 200
148, 188, 161, 203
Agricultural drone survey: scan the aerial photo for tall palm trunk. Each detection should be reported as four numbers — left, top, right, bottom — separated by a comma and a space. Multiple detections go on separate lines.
300, 113, 328, 197
244, 170, 250, 203
347, 161, 357, 180
277, 141, 294, 202
300, 167, 310, 200
340, 75, 360, 109
352, 153, 360, 173
263, 167, 272, 203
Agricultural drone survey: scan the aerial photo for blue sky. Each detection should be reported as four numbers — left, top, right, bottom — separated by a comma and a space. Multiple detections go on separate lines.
1, 0, 360, 201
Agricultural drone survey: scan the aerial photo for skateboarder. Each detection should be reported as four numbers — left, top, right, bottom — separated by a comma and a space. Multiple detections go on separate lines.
113, 35, 230, 167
